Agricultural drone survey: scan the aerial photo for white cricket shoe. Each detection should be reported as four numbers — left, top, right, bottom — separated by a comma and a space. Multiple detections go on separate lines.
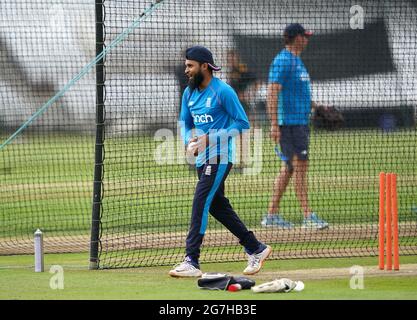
243, 245, 272, 275
168, 259, 202, 278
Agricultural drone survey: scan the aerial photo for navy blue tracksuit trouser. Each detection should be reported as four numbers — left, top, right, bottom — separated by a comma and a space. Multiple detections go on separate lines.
185, 161, 263, 266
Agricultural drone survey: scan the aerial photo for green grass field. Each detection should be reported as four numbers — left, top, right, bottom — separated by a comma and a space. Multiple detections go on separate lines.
1, 129, 417, 300
1, 129, 416, 237
1, 129, 417, 268
1, 253, 417, 300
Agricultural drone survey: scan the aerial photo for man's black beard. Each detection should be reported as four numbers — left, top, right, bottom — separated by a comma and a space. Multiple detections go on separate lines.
188, 71, 204, 90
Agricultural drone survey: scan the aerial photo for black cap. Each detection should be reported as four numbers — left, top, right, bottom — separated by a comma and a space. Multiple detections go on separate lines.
185, 46, 221, 71
284, 23, 313, 38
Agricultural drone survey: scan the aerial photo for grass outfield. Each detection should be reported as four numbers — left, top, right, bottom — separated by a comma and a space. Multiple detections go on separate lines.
1, 129, 417, 268
1, 253, 417, 300
1, 129, 416, 238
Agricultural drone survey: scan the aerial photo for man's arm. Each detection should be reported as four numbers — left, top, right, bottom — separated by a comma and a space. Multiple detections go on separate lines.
194, 85, 249, 153
267, 83, 282, 143
179, 89, 194, 147
208, 85, 250, 140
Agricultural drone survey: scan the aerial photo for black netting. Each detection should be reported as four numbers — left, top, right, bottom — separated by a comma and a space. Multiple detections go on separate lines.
1, 0, 416, 269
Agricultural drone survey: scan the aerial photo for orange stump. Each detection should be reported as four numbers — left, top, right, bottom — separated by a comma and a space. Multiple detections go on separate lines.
378, 172, 385, 270
392, 173, 400, 270
379, 172, 400, 271
386, 173, 392, 270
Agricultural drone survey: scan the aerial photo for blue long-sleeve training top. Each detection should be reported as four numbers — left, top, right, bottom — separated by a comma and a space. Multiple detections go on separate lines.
179, 77, 250, 167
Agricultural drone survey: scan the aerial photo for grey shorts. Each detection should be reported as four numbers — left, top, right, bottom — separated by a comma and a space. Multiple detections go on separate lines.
278, 125, 310, 171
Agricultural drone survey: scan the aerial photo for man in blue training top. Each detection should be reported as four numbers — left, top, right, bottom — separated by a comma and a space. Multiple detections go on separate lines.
169, 46, 271, 277
262, 23, 329, 230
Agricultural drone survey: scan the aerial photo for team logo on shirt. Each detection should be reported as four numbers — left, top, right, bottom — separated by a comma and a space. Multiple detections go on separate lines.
192, 113, 214, 124
300, 71, 310, 82
206, 97, 212, 108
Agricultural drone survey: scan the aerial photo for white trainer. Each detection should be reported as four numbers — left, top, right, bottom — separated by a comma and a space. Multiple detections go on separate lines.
243, 245, 272, 275
168, 260, 202, 278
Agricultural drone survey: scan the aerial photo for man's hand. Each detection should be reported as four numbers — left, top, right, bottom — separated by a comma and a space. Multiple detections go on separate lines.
186, 136, 198, 157
270, 124, 280, 144
186, 135, 209, 156
195, 134, 209, 154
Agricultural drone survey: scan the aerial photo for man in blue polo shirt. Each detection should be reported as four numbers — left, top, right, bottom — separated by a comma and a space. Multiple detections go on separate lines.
262, 23, 329, 230
169, 46, 271, 277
